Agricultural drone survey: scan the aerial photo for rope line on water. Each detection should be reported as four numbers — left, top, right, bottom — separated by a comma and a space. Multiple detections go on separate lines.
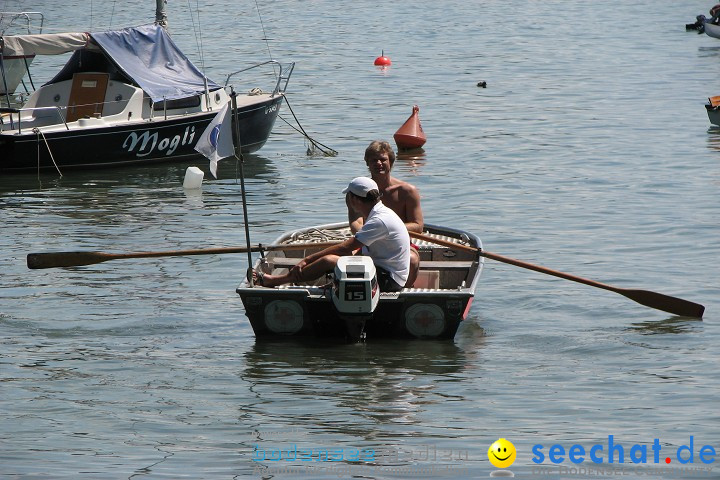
34, 128, 62, 177
281, 95, 338, 157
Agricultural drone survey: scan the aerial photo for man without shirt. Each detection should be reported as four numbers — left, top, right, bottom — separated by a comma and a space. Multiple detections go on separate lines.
348, 140, 423, 287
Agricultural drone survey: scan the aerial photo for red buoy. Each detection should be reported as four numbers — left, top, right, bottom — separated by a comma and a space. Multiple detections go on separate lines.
374, 50, 392, 66
393, 105, 426, 150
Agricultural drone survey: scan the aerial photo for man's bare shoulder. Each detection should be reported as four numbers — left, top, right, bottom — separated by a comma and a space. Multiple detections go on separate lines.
387, 176, 420, 197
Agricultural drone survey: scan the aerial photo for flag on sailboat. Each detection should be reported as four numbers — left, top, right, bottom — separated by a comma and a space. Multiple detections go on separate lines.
194, 102, 235, 178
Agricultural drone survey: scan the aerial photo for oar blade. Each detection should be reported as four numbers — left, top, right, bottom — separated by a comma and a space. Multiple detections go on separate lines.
621, 289, 705, 318
27, 252, 111, 269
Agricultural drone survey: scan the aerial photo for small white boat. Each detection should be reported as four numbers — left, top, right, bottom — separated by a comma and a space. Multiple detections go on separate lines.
236, 222, 484, 342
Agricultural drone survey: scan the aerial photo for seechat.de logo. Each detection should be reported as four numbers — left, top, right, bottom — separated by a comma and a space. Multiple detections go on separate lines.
532, 436, 716, 465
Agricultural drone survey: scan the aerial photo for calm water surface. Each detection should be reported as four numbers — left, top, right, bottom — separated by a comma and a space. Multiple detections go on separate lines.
1, 1, 718, 478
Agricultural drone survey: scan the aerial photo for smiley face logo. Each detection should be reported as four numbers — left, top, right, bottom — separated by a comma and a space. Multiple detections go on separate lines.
488, 438, 516, 469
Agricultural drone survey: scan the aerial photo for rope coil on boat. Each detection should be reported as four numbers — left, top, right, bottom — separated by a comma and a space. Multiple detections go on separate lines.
288, 227, 351, 244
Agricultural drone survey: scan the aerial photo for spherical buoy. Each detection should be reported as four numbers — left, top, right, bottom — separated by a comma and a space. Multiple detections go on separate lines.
374, 50, 392, 66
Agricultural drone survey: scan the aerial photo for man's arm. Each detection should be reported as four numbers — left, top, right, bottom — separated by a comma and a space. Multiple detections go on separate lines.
403, 184, 424, 233
289, 236, 363, 280
347, 194, 364, 233
305, 236, 362, 263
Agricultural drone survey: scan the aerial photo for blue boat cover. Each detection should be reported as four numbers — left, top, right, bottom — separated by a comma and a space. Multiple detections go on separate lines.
90, 24, 220, 102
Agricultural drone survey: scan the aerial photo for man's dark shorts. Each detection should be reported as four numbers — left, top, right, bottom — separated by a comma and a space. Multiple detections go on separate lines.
376, 267, 404, 292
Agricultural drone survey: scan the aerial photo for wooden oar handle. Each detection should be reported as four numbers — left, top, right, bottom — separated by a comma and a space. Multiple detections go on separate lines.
27, 240, 342, 269
410, 231, 705, 318
411, 231, 614, 291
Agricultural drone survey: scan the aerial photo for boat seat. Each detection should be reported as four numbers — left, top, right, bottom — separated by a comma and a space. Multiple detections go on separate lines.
268, 257, 475, 270
417, 260, 476, 269
709, 96, 720, 108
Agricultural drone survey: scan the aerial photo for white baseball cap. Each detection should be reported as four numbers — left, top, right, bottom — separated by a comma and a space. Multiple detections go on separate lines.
342, 177, 379, 198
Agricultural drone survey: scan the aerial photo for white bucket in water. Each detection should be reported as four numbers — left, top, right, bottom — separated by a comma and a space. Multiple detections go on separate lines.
183, 166, 204, 189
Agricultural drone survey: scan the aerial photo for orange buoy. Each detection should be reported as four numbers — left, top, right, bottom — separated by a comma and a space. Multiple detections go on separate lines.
374, 50, 392, 66
393, 105, 426, 150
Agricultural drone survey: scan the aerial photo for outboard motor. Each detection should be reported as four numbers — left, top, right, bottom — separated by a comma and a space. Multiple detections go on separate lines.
332, 256, 380, 316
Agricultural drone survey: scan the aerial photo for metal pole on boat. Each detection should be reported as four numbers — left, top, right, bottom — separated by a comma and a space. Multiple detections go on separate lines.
155, 0, 168, 29
1, 45, 13, 111
203, 78, 210, 112
0, 53, 17, 130
230, 88, 255, 286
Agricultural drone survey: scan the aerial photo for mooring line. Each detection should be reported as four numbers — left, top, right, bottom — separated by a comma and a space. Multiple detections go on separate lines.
281, 95, 338, 157
34, 128, 63, 177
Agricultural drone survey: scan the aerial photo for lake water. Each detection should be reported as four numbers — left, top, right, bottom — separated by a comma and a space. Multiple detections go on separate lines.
1, 1, 719, 478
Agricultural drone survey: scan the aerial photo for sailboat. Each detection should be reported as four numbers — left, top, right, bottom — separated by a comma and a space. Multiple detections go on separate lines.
0, 1, 293, 174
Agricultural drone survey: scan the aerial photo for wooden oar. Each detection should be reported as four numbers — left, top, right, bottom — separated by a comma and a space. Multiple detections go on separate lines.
26, 241, 342, 270
410, 231, 705, 318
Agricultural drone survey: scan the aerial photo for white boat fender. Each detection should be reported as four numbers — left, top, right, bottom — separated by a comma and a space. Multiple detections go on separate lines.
183, 166, 204, 189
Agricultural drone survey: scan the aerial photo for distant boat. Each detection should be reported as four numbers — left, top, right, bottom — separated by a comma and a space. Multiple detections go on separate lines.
0, 2, 293, 174
703, 20, 720, 39
705, 95, 720, 126
687, 12, 720, 39
236, 222, 484, 342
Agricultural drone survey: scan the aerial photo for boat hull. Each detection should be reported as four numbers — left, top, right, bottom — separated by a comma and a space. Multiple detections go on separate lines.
236, 223, 483, 342
705, 22, 720, 39
241, 288, 474, 341
0, 95, 283, 172
706, 100, 720, 126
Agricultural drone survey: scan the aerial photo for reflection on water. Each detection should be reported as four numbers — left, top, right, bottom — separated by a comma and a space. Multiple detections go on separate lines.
213, 153, 277, 181
0, 155, 278, 230
395, 148, 427, 176
240, 335, 483, 437
696, 45, 720, 58
243, 337, 474, 377
705, 126, 720, 152
0, 154, 275, 194
627, 316, 703, 336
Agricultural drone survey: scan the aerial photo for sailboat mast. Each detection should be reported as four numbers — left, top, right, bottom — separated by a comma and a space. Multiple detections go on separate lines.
153, 0, 210, 110
155, 0, 168, 29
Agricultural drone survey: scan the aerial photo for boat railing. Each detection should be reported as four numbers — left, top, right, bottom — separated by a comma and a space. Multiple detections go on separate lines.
1, 12, 45, 102
1, 91, 142, 131
0, 11, 44, 35
224, 61, 295, 97
0, 105, 68, 133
